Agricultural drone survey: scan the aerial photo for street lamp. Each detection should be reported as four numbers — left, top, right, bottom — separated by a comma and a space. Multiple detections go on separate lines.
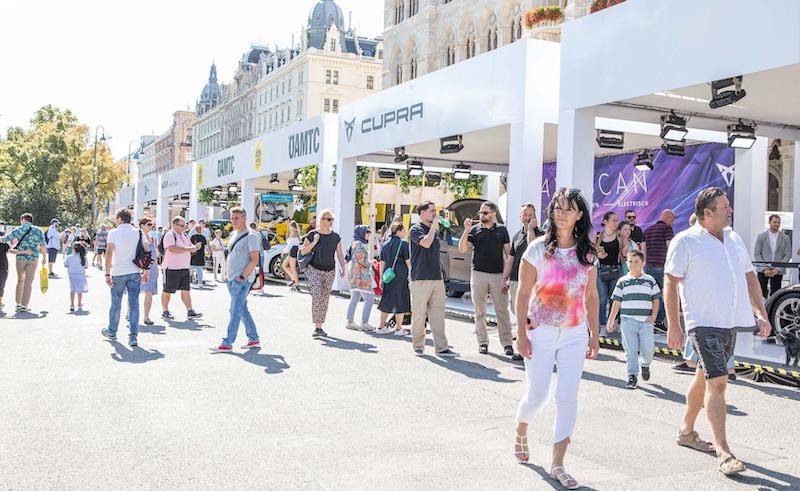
128, 139, 143, 176
91, 125, 107, 237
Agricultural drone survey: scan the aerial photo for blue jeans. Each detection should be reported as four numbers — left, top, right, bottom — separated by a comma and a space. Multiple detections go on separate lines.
191, 265, 204, 284
109, 273, 142, 336
684, 332, 734, 369
644, 266, 665, 324
346, 290, 374, 323
597, 273, 618, 335
222, 279, 258, 347
620, 317, 655, 376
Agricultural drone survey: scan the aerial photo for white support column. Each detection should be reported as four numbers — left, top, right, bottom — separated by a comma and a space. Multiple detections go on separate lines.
332, 157, 357, 291
556, 108, 596, 202
188, 164, 207, 222
241, 178, 257, 223
733, 137, 769, 255
155, 177, 170, 229
507, 119, 545, 234
793, 143, 800, 283
483, 173, 501, 209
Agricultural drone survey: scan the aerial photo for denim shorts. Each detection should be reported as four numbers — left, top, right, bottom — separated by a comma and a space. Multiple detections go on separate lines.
688, 327, 736, 380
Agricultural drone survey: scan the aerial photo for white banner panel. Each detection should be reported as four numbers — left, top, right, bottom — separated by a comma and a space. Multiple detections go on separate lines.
136, 176, 159, 203
118, 185, 135, 207
160, 164, 193, 197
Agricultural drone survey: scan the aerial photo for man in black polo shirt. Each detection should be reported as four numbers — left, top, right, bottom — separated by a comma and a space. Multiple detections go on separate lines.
458, 201, 513, 356
408, 201, 458, 358
503, 203, 544, 319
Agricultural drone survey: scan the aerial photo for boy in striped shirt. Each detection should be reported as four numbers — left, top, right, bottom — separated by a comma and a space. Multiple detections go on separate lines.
607, 249, 662, 389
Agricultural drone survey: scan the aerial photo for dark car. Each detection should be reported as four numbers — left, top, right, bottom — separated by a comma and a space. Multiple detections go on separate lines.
765, 284, 800, 339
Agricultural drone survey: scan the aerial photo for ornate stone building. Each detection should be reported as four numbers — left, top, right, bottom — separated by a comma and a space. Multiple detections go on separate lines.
138, 111, 195, 180
193, 0, 384, 161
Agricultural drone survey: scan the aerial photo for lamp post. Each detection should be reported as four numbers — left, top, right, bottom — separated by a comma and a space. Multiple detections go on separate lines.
91, 125, 107, 237
127, 139, 143, 176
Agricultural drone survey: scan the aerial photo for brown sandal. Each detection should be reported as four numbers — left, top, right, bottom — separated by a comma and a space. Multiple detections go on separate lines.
718, 452, 746, 475
676, 430, 715, 453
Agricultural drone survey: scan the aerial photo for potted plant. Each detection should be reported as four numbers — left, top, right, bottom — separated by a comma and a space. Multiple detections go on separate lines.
524, 6, 564, 29
590, 0, 626, 14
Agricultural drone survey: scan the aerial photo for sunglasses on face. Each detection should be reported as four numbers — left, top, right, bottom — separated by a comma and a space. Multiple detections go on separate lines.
479, 211, 493, 215
626, 216, 636, 220
322, 217, 334, 222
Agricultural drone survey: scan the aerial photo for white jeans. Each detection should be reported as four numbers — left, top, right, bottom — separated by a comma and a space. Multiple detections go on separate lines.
516, 323, 588, 444
212, 252, 227, 280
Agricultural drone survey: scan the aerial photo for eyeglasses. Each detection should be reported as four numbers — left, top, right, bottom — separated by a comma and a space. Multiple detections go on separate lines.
626, 215, 636, 220
145, 223, 154, 227
479, 211, 493, 215
322, 217, 334, 222
175, 223, 185, 227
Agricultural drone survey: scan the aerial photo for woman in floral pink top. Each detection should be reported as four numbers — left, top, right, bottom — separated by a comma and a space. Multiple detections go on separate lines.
345, 225, 375, 331
512, 188, 600, 490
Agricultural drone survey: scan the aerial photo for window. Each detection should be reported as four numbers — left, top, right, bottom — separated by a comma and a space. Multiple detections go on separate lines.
332, 71, 339, 85
487, 25, 498, 52
446, 45, 455, 66
367, 75, 374, 90
297, 99, 303, 118
330, 38, 336, 51
466, 36, 476, 59
325, 70, 331, 84
378, 49, 383, 60
324, 98, 331, 113
410, 0, 419, 16
299, 70, 304, 84
332, 100, 339, 113
409, 56, 417, 80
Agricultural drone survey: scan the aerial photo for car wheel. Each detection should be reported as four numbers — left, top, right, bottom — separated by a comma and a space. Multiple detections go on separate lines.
771, 292, 800, 337
269, 255, 285, 280
446, 288, 465, 298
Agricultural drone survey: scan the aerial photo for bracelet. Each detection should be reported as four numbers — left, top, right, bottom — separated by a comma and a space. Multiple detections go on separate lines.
105, 274, 110, 277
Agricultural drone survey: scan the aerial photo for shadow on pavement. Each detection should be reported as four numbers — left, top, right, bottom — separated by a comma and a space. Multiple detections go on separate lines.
487, 352, 525, 369
423, 356, 517, 383
521, 463, 600, 491
237, 349, 290, 374
738, 463, 800, 489
110, 344, 165, 363
733, 378, 800, 402
6, 310, 48, 319
138, 323, 167, 335
69, 310, 90, 316
318, 336, 378, 353
164, 320, 214, 332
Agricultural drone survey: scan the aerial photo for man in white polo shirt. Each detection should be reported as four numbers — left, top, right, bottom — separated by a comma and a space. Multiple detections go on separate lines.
665, 187, 771, 477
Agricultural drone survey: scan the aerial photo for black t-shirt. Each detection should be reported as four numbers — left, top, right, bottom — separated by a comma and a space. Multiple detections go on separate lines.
467, 223, 510, 273
379, 237, 410, 279
409, 222, 442, 281
508, 227, 544, 281
190, 234, 207, 266
598, 235, 621, 266
306, 231, 340, 271
0, 242, 8, 272
630, 225, 644, 244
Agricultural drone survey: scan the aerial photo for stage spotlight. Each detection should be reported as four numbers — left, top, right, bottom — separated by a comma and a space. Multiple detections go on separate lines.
660, 112, 688, 141
288, 179, 304, 192
709, 76, 746, 109
228, 185, 238, 193
426, 172, 442, 184
394, 146, 409, 163
634, 150, 654, 172
661, 141, 686, 156
269, 173, 280, 185
452, 163, 472, 180
378, 169, 396, 179
727, 120, 757, 149
596, 129, 624, 149
407, 159, 424, 177
212, 189, 223, 196
440, 135, 464, 154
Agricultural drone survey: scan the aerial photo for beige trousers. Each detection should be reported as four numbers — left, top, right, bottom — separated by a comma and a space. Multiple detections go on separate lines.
471, 270, 513, 347
15, 260, 38, 306
409, 279, 449, 353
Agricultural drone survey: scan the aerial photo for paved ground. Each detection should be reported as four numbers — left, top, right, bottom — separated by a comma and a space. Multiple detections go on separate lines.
1, 264, 799, 491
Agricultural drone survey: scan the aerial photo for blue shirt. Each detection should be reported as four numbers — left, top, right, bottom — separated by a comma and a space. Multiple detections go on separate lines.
3, 222, 46, 261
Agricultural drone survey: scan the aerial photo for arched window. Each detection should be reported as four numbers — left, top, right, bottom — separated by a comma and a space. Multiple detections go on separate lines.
409, 46, 418, 80
768, 172, 780, 210
410, 0, 419, 16
486, 15, 498, 52
395, 51, 403, 84
466, 36, 476, 59
444, 32, 456, 67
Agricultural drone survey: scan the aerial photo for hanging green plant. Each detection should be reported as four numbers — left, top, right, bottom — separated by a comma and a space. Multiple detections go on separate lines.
197, 188, 216, 204
442, 173, 486, 200
297, 164, 319, 189
397, 170, 424, 193
355, 166, 370, 207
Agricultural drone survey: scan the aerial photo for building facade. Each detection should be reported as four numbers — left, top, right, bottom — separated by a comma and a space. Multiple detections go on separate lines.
193, 0, 384, 162
138, 111, 194, 180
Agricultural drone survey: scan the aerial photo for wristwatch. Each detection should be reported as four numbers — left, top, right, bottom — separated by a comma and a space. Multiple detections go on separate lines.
237, 275, 245, 281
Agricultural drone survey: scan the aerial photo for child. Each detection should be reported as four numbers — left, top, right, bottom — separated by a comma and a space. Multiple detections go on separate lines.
606, 249, 661, 389
64, 243, 89, 311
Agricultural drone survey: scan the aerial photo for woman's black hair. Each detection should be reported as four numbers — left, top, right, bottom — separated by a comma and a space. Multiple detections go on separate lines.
73, 242, 87, 267
543, 188, 597, 266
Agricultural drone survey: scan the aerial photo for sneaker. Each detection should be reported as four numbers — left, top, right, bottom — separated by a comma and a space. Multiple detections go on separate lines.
101, 328, 117, 342
312, 328, 328, 338
69, 305, 75, 312
128, 336, 138, 347
360, 322, 375, 332
479, 344, 489, 354
210, 344, 233, 353
0, 303, 4, 311
18, 305, 30, 312
187, 310, 203, 319
728, 373, 737, 381
641, 366, 651, 381
512, 353, 524, 361
672, 362, 696, 373
394, 329, 407, 337
143, 319, 154, 325
241, 340, 261, 349
161, 311, 174, 320
345, 321, 360, 330
48, 272, 56, 278
436, 349, 459, 358
15, 304, 22, 311
414, 348, 424, 356
653, 321, 667, 333
504, 345, 515, 356
375, 327, 394, 335
626, 375, 638, 389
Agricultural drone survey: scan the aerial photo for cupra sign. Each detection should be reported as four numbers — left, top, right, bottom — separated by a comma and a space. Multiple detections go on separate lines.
345, 102, 424, 142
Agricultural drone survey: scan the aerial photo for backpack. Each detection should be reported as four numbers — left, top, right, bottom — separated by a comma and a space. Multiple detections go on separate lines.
158, 230, 178, 257
229, 230, 264, 291
133, 230, 154, 270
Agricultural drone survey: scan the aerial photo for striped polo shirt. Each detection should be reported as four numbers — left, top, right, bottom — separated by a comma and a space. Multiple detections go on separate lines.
642, 221, 674, 268
611, 272, 662, 321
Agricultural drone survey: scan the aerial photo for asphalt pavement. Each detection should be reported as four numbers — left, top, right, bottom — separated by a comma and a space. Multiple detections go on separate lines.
0, 263, 798, 491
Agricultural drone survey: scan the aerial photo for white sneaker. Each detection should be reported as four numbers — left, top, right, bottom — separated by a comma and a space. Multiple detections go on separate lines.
394, 329, 407, 337
345, 321, 360, 330
360, 322, 375, 332
375, 327, 393, 335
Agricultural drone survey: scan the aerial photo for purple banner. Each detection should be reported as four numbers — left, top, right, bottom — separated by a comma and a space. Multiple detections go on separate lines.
539, 143, 735, 235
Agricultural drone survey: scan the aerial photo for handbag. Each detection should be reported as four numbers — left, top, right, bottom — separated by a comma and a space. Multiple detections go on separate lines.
381, 239, 403, 284
40, 266, 49, 293
598, 264, 621, 282
297, 232, 316, 268
133, 230, 154, 270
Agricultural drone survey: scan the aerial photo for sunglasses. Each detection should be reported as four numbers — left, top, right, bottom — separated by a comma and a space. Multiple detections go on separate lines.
479, 211, 493, 215
145, 223, 154, 227
322, 217, 334, 222
626, 216, 636, 220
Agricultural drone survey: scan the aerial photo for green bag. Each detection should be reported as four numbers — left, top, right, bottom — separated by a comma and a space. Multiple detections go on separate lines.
381, 239, 403, 284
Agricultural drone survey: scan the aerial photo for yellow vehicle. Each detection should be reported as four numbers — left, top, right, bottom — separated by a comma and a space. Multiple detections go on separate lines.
260, 219, 309, 245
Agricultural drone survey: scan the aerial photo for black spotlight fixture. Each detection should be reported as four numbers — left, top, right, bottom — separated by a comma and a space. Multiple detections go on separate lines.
661, 141, 686, 156
634, 150, 654, 172
596, 129, 624, 149
452, 162, 472, 180
394, 146, 409, 163
426, 172, 442, 184
660, 111, 688, 141
288, 179, 304, 192
269, 173, 280, 185
407, 159, 424, 177
378, 169, 396, 179
727, 119, 757, 149
440, 135, 464, 154
709, 76, 746, 109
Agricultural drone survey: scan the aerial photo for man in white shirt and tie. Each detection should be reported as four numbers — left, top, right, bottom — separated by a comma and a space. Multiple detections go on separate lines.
754, 214, 791, 298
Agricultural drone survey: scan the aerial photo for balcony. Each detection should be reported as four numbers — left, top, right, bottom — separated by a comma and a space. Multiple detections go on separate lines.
526, 0, 615, 42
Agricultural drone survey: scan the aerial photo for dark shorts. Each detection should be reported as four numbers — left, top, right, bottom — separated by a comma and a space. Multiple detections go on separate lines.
289, 246, 299, 257
163, 269, 191, 294
688, 327, 737, 380
97, 248, 106, 255
47, 248, 58, 263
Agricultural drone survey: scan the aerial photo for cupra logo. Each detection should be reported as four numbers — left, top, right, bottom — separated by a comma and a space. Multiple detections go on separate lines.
344, 118, 356, 142
715, 163, 735, 187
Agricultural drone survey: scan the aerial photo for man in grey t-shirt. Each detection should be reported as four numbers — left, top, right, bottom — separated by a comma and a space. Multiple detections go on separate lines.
210, 206, 261, 353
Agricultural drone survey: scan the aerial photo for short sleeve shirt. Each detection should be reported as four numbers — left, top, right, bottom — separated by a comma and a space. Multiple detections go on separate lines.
611, 273, 662, 321
3, 223, 46, 261
306, 231, 341, 271
642, 221, 675, 268
96, 230, 109, 249
409, 222, 442, 281
467, 223, 510, 273
665, 225, 755, 330
226, 230, 261, 281
509, 227, 544, 282
522, 238, 594, 328
162, 229, 192, 270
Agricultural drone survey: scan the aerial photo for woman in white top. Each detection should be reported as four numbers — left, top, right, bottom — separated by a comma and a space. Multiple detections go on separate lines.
282, 221, 302, 291
210, 229, 227, 282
